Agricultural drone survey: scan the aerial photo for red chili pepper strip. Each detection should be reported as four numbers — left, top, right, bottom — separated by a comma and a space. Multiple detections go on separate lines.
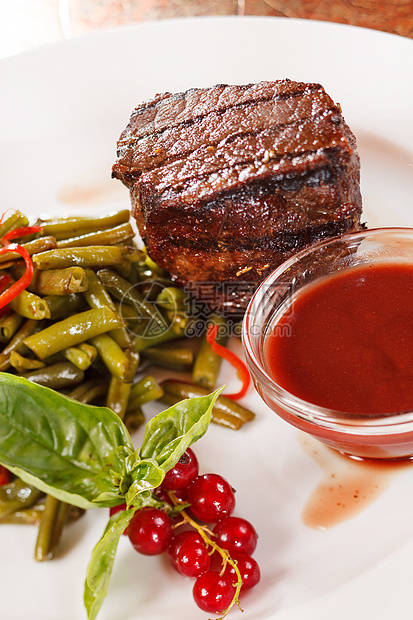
1, 225, 43, 245
0, 244, 34, 309
206, 324, 251, 400
0, 273, 12, 316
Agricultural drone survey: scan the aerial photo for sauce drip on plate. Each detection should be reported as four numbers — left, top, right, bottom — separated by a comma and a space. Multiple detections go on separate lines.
299, 434, 409, 529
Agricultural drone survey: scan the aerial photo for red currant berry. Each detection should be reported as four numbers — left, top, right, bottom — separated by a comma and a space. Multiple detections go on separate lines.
161, 448, 199, 491
127, 507, 173, 555
172, 540, 211, 577
168, 530, 205, 565
187, 474, 236, 523
193, 570, 235, 613
0, 465, 11, 486
223, 553, 261, 591
213, 516, 258, 555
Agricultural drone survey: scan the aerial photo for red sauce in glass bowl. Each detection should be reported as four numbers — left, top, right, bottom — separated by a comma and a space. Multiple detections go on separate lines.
242, 228, 413, 460
264, 262, 413, 415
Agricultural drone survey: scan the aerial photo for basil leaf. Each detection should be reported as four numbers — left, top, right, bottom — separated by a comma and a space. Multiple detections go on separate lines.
84, 388, 223, 620
124, 458, 165, 506
0, 373, 134, 509
93, 446, 135, 506
139, 386, 224, 473
84, 508, 135, 620
0, 373, 225, 620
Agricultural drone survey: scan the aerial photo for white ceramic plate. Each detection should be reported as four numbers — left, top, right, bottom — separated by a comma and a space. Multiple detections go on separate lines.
1, 16, 413, 620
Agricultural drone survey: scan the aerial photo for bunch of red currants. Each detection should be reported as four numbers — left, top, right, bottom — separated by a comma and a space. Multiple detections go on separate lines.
111, 448, 260, 616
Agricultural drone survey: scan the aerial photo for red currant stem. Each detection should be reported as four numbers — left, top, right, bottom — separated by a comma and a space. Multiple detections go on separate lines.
167, 491, 243, 619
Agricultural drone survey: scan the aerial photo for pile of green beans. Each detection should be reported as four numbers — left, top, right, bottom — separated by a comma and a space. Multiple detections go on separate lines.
0, 208, 255, 559
0, 476, 84, 561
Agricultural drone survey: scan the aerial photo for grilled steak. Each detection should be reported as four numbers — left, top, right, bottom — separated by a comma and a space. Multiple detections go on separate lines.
112, 80, 363, 314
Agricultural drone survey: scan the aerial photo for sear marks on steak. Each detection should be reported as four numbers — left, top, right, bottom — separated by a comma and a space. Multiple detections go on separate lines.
112, 80, 363, 315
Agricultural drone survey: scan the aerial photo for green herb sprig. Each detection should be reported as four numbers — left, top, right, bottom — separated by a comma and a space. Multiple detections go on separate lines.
0, 372, 223, 619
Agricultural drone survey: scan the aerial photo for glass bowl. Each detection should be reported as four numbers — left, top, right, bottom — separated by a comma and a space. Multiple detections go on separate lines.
242, 227, 413, 461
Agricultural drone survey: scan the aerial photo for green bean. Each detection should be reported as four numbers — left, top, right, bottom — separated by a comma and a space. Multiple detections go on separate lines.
0, 478, 44, 517
159, 392, 251, 430
127, 376, 163, 409
89, 333, 132, 382
124, 406, 145, 433
83, 269, 132, 349
0, 236, 57, 264
33, 246, 125, 270
0, 319, 42, 371
35, 495, 68, 561
21, 361, 85, 389
27, 266, 89, 296
156, 286, 188, 312
49, 499, 70, 556
0, 320, 38, 354
0, 259, 15, 270
9, 351, 45, 372
83, 268, 114, 308
79, 384, 107, 404
192, 314, 228, 390
133, 324, 184, 352
134, 279, 165, 301
69, 379, 97, 401
129, 375, 152, 396
141, 344, 194, 370
78, 342, 97, 362
113, 300, 140, 319
163, 310, 190, 334
135, 305, 190, 340
117, 245, 145, 265
127, 261, 141, 285
159, 380, 255, 430
56, 222, 135, 249
23, 307, 124, 358
9, 287, 51, 320
127, 349, 141, 377
7, 501, 84, 527
132, 302, 192, 352
0, 311, 23, 343
44, 294, 87, 320
0, 211, 29, 238
134, 263, 156, 282
97, 268, 167, 336
0, 504, 45, 525
22, 235, 58, 255
113, 259, 132, 279
62, 346, 94, 370
113, 302, 145, 346
106, 376, 132, 419
144, 252, 167, 277
39, 209, 131, 239
68, 379, 107, 404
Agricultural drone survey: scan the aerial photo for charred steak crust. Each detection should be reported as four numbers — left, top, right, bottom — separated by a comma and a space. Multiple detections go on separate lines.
113, 80, 362, 314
